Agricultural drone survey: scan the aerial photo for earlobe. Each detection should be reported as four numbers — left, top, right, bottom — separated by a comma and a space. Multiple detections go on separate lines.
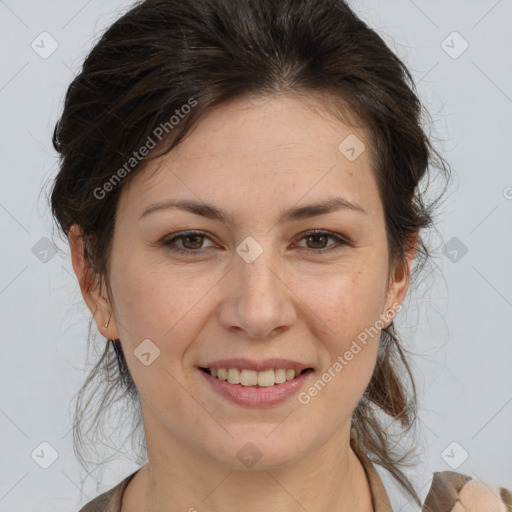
68, 224, 119, 339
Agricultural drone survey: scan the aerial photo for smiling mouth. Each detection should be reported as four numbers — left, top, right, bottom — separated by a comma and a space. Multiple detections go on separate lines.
199, 367, 314, 387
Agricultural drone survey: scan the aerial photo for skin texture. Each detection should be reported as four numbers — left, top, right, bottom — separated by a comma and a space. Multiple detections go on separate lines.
69, 92, 414, 512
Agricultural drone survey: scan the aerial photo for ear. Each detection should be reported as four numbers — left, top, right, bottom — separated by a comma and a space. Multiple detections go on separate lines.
68, 224, 120, 340
382, 231, 418, 325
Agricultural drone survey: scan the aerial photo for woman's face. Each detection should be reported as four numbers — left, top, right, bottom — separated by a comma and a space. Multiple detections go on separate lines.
76, 93, 411, 469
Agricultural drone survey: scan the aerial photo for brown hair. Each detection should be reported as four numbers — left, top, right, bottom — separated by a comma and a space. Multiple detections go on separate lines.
49, 0, 450, 504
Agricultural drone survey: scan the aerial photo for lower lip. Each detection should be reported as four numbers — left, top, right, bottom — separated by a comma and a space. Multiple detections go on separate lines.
198, 368, 313, 407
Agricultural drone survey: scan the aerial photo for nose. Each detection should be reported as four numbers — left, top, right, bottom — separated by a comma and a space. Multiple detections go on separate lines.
217, 247, 298, 340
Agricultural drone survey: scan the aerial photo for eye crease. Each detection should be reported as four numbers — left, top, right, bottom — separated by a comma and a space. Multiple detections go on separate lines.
160, 230, 350, 256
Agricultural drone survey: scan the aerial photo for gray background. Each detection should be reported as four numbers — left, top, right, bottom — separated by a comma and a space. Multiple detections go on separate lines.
0, 0, 511, 510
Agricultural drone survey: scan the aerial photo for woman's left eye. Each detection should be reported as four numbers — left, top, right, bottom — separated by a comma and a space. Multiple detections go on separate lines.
161, 230, 348, 255
294, 230, 348, 254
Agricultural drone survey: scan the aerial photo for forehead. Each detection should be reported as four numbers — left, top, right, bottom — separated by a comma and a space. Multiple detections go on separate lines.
118, 92, 380, 220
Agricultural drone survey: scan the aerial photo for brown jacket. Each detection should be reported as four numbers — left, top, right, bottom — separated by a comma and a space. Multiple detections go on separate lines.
78, 451, 512, 512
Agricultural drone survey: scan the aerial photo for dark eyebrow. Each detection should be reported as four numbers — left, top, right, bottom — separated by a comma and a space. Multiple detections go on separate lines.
138, 197, 368, 223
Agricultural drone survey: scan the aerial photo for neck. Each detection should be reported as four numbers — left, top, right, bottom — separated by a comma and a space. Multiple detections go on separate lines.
122, 414, 374, 512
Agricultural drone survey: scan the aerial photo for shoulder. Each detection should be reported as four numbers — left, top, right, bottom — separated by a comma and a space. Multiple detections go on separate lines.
422, 470, 512, 512
78, 470, 139, 512
78, 488, 115, 512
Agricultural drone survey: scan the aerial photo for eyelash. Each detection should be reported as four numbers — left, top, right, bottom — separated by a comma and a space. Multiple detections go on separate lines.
161, 230, 349, 256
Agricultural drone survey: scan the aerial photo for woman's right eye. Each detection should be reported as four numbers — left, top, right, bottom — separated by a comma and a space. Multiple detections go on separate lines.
162, 231, 215, 255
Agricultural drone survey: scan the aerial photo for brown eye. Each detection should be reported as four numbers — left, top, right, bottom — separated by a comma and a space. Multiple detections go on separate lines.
162, 231, 215, 254
305, 233, 329, 249
295, 230, 348, 254
179, 233, 205, 250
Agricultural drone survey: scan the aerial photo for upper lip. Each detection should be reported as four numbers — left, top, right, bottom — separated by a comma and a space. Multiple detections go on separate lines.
199, 358, 313, 372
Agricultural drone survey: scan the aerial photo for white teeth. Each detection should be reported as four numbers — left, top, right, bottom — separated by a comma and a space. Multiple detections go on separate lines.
227, 368, 240, 384
285, 369, 295, 381
240, 369, 258, 386
206, 367, 308, 386
274, 368, 287, 384
257, 369, 274, 387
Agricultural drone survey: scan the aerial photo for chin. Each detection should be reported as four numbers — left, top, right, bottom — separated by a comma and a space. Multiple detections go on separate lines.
206, 432, 306, 471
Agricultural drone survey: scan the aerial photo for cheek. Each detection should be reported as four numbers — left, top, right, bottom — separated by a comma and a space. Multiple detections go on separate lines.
297, 264, 387, 398
108, 262, 201, 402
303, 263, 388, 342
110, 264, 160, 340
109, 254, 222, 350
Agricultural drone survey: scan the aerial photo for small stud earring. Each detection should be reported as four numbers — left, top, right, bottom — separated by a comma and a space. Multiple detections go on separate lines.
104, 314, 111, 328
